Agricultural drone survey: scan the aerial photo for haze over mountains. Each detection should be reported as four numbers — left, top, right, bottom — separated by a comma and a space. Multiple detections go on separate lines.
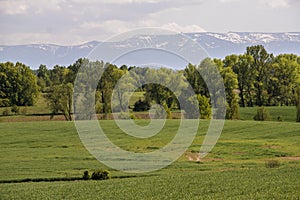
0, 32, 299, 69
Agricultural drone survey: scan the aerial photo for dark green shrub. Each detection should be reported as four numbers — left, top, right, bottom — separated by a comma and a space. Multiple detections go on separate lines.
91, 170, 110, 180
277, 116, 283, 122
254, 107, 271, 121
11, 105, 20, 114
265, 159, 280, 168
83, 170, 90, 180
133, 99, 150, 112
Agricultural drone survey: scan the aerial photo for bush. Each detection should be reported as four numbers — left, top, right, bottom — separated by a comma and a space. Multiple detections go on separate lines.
277, 116, 283, 122
2, 108, 10, 116
133, 99, 150, 112
91, 170, 110, 180
265, 160, 280, 168
254, 107, 271, 121
82, 170, 90, 180
11, 105, 20, 114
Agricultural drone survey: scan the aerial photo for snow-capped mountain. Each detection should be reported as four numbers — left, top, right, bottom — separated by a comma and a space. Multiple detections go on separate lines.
0, 32, 299, 69
0, 41, 100, 69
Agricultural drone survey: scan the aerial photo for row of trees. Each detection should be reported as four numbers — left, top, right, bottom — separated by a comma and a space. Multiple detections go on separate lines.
0, 62, 38, 107
1, 45, 300, 121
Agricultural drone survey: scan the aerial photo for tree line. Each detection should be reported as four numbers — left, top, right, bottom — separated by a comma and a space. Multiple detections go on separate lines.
0, 45, 300, 121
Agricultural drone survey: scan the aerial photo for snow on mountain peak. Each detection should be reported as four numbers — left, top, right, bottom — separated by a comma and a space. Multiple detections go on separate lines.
1, 32, 300, 69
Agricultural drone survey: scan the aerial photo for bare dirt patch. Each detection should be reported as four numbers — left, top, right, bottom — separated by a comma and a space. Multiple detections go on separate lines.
185, 151, 223, 162
262, 145, 281, 149
280, 156, 300, 161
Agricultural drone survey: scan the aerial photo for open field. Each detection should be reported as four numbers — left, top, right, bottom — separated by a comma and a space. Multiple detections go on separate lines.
0, 119, 299, 199
239, 106, 297, 122
1, 168, 300, 199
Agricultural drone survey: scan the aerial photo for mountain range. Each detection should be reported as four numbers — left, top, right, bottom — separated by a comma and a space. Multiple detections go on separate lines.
0, 32, 299, 69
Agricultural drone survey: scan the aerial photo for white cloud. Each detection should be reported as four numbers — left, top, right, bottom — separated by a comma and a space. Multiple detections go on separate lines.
260, 0, 290, 8
0, 1, 29, 15
0, 0, 64, 15
0, 0, 298, 45
79, 20, 132, 35
161, 23, 206, 33
219, 0, 240, 3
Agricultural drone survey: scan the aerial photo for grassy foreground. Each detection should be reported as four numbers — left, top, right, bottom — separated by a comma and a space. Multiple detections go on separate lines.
1, 168, 299, 199
0, 120, 299, 199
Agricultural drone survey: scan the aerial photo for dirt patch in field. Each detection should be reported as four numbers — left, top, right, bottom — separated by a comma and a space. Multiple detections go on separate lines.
185, 151, 223, 162
280, 156, 300, 161
262, 145, 281, 149
185, 152, 201, 162
233, 152, 246, 155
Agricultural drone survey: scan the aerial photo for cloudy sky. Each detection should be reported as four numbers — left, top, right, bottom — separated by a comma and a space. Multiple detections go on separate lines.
0, 0, 299, 45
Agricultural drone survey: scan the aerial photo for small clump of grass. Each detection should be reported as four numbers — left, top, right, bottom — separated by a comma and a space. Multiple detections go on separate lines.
265, 159, 280, 168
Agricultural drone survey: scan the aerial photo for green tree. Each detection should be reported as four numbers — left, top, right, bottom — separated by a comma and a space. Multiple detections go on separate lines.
111, 69, 136, 112
246, 45, 274, 106
0, 62, 38, 106
221, 67, 240, 119
73, 60, 105, 120
98, 64, 119, 118
184, 63, 207, 96
144, 67, 188, 110
269, 54, 300, 106
197, 94, 211, 119
225, 54, 255, 107
48, 83, 73, 121
37, 64, 51, 91
49, 65, 69, 85
66, 58, 89, 84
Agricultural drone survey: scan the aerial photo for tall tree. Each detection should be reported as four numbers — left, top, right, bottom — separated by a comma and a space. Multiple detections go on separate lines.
184, 63, 208, 96
0, 62, 38, 106
224, 54, 255, 107
221, 67, 239, 119
111, 69, 136, 112
144, 67, 188, 111
67, 58, 89, 84
98, 64, 119, 118
49, 65, 69, 85
269, 54, 300, 106
37, 64, 51, 91
48, 83, 73, 121
246, 45, 273, 106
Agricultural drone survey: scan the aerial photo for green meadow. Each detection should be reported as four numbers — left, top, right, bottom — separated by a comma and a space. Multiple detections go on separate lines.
0, 119, 299, 199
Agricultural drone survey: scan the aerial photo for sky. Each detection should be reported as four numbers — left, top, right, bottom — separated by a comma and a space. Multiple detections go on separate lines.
0, 0, 299, 45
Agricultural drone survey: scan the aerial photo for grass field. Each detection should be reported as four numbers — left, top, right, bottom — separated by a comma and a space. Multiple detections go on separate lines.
239, 106, 297, 122
1, 168, 299, 199
0, 119, 299, 199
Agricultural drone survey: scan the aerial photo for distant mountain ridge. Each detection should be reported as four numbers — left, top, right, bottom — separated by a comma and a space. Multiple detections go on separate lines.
0, 32, 299, 69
